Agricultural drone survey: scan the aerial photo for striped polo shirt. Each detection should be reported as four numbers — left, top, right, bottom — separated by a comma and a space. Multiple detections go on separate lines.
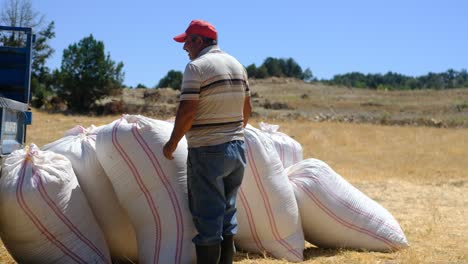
180, 45, 250, 148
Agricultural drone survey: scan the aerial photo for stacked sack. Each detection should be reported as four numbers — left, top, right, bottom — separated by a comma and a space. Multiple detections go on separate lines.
287, 159, 409, 251
258, 122, 303, 168
95, 115, 196, 264
236, 124, 305, 262
0, 117, 408, 263
0, 144, 111, 263
255, 122, 408, 252
42, 125, 138, 261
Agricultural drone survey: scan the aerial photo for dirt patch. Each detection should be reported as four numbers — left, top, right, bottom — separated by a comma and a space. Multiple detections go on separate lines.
95, 87, 179, 118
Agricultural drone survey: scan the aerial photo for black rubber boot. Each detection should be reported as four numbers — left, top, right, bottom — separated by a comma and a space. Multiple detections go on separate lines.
219, 235, 236, 264
196, 243, 221, 264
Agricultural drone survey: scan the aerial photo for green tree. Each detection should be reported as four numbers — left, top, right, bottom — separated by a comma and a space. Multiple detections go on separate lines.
326, 69, 468, 90
262, 57, 283, 77
420, 72, 445, 89
29, 21, 56, 106
31, 21, 55, 78
255, 65, 269, 78
302, 68, 315, 82
459, 69, 468, 87
365, 73, 383, 89
382, 72, 408, 89
282, 58, 303, 79
405, 78, 420, 90
157, 70, 183, 90
58, 35, 124, 112
444, 69, 457, 88
258, 57, 306, 79
246, 64, 257, 78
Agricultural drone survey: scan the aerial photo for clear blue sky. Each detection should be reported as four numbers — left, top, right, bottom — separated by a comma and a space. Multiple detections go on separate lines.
10, 0, 468, 87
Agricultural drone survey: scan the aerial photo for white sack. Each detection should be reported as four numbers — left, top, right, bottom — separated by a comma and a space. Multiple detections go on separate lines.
236, 125, 304, 262
0, 144, 111, 263
95, 115, 195, 264
286, 158, 409, 251
258, 122, 303, 168
42, 125, 138, 261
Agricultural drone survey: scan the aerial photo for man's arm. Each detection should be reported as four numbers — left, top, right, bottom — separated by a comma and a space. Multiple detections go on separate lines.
243, 95, 252, 127
163, 100, 199, 160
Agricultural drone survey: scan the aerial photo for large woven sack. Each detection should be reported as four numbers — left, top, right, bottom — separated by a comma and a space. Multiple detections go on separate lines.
0, 144, 111, 263
259, 122, 303, 168
287, 158, 409, 251
42, 125, 138, 261
95, 115, 195, 264
236, 125, 304, 262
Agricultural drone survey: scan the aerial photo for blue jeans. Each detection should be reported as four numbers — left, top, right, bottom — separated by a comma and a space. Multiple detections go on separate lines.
187, 140, 246, 246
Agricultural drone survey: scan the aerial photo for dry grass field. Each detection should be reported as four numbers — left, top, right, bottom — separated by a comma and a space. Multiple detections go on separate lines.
1, 79, 467, 263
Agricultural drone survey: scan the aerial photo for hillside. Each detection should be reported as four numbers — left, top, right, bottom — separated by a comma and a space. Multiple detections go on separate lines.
249, 78, 468, 127
100, 78, 468, 128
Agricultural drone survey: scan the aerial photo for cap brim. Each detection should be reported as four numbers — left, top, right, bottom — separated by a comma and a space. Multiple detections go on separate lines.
173, 33, 187, 43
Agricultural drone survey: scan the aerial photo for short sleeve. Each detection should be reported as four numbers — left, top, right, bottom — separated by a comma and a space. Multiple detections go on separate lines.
180, 63, 202, 101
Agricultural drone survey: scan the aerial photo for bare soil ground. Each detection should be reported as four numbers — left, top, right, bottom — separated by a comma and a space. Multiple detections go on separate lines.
1, 79, 467, 263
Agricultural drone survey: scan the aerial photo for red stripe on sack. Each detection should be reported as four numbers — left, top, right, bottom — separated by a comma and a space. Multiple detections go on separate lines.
112, 119, 162, 263
290, 178, 398, 250
275, 140, 285, 165
245, 141, 303, 260
291, 139, 298, 164
292, 171, 401, 234
16, 160, 87, 264
132, 125, 184, 264
311, 175, 402, 234
32, 167, 110, 263
237, 187, 266, 252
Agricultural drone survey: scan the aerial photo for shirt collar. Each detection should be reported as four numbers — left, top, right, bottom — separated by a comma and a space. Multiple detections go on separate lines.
196, 45, 220, 58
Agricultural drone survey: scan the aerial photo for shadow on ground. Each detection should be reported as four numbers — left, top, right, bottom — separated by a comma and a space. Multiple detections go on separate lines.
234, 247, 343, 262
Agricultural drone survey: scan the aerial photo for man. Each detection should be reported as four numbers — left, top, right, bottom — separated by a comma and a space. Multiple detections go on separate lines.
163, 20, 251, 264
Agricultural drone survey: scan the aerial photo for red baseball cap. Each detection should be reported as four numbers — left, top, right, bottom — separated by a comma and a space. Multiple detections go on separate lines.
173, 20, 217, 43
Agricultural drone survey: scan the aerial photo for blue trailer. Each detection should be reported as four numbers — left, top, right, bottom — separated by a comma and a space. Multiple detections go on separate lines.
0, 26, 34, 155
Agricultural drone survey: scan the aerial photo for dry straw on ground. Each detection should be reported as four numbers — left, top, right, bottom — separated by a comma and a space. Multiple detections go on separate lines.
1, 109, 466, 263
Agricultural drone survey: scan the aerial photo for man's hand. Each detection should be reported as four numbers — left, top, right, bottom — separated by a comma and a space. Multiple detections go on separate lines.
163, 140, 177, 160
163, 100, 198, 160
